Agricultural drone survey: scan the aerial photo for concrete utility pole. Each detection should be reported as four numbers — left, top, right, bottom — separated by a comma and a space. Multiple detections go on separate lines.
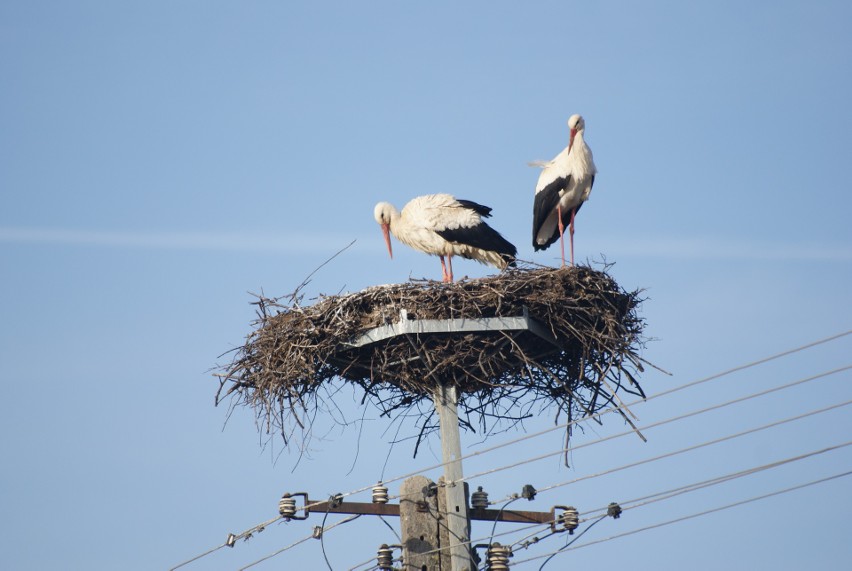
399, 476, 441, 569
434, 383, 474, 571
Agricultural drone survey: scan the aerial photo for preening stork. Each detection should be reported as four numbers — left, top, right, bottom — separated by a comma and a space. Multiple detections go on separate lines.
532, 114, 597, 266
374, 193, 517, 282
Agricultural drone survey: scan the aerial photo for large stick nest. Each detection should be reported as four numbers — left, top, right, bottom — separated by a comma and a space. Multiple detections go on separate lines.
217, 265, 648, 455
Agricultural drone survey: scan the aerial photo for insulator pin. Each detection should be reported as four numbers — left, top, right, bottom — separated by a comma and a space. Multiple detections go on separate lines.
377, 544, 394, 570
278, 494, 297, 519
486, 542, 512, 571
559, 506, 579, 534
372, 482, 389, 504
471, 486, 489, 509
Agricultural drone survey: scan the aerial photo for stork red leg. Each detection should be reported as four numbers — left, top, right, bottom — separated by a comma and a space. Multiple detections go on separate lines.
557, 205, 567, 267
446, 255, 454, 282
569, 207, 576, 266
439, 255, 450, 282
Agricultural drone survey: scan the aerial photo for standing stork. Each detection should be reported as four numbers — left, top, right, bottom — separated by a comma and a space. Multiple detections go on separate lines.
532, 114, 597, 266
374, 193, 517, 282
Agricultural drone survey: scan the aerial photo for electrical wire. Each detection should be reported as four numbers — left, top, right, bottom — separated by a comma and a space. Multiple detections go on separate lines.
582, 440, 852, 519
238, 514, 361, 571
321, 501, 334, 571
488, 497, 522, 549
316, 331, 852, 512
347, 550, 403, 571
284, 333, 852, 522
508, 527, 559, 552
535, 398, 852, 496
346, 555, 378, 571
384, 412, 852, 565
168, 513, 283, 570
167, 541, 229, 571
457, 365, 851, 494
381, 361, 850, 508
430, 510, 581, 571
378, 515, 402, 542
368, 365, 852, 544
438, 436, 852, 565
236, 532, 315, 571
537, 514, 608, 571
643, 330, 851, 402
367, 434, 852, 568
455, 329, 852, 481
510, 470, 852, 567
171, 331, 851, 569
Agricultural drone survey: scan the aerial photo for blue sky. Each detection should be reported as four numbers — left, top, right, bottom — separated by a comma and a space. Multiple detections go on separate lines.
1, 1, 850, 569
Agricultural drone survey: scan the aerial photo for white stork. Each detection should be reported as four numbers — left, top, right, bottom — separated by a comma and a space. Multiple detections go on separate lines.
374, 193, 517, 282
532, 114, 597, 266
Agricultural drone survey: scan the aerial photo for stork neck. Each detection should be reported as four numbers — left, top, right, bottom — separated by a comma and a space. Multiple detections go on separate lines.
569, 132, 592, 161
385, 206, 403, 237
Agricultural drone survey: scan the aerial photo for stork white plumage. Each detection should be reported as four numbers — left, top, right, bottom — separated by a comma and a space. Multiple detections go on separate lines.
532, 114, 597, 266
374, 193, 517, 282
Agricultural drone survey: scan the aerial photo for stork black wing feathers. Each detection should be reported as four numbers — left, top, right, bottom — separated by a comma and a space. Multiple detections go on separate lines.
436, 224, 518, 266
455, 199, 493, 218
532, 175, 572, 250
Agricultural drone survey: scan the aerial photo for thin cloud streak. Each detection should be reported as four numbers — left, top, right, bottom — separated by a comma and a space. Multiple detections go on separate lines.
591, 236, 852, 262
2, 227, 849, 262
0, 226, 368, 254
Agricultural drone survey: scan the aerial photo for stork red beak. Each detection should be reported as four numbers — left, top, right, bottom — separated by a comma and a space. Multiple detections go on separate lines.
381, 223, 393, 259
568, 128, 577, 154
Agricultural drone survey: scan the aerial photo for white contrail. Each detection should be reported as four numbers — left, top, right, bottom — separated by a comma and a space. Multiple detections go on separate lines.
590, 235, 852, 262
2, 227, 849, 262
0, 226, 367, 254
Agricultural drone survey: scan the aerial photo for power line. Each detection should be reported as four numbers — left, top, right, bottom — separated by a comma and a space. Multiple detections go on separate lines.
487, 497, 523, 549
168, 541, 230, 571
503, 440, 852, 554
347, 555, 379, 571
467, 440, 852, 562
347, 344, 852, 566
332, 331, 852, 511
168, 514, 283, 571
296, 369, 852, 567
447, 332, 852, 490
536, 514, 608, 571
467, 329, 852, 472
641, 329, 851, 403
507, 526, 560, 553
299, 333, 852, 517
535, 398, 852, 495
395, 399, 846, 561
171, 331, 851, 569
510, 470, 852, 567
348, 439, 852, 568
583, 440, 852, 518
237, 532, 315, 571
319, 497, 350, 571
239, 514, 361, 571
457, 365, 851, 493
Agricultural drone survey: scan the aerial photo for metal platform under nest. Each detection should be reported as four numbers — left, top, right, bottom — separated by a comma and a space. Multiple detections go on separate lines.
330, 306, 564, 379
